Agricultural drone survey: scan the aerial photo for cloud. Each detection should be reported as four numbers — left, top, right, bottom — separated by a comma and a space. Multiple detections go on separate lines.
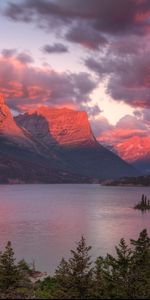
81, 104, 102, 118
85, 49, 150, 108
1, 49, 34, 64
16, 52, 34, 64
96, 113, 150, 162
91, 116, 113, 137
133, 110, 143, 118
116, 114, 147, 130
2, 48, 17, 57
3, 0, 150, 114
42, 43, 68, 54
138, 109, 150, 126
4, 0, 150, 56
4, 0, 150, 35
66, 22, 107, 50
97, 114, 149, 146
0, 51, 97, 111
87, 105, 102, 117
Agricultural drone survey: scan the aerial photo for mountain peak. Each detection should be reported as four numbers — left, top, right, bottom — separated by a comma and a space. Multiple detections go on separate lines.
0, 95, 27, 138
17, 106, 97, 147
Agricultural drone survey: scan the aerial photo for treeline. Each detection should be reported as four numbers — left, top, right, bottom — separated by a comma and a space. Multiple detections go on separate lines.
103, 175, 150, 186
1, 229, 150, 299
134, 194, 150, 211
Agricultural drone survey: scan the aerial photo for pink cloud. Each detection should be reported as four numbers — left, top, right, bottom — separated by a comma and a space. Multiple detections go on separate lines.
0, 51, 97, 112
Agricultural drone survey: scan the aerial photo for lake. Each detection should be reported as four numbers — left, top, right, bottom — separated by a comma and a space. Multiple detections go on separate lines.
0, 184, 150, 273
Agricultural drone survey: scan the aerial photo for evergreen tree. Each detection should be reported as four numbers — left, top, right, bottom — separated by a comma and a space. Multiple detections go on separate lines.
105, 238, 133, 298
0, 241, 19, 290
55, 236, 93, 299
131, 229, 150, 259
93, 256, 110, 299
129, 229, 150, 298
17, 259, 33, 290
141, 194, 145, 206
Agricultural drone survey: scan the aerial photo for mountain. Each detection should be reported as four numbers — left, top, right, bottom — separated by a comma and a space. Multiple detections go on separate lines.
0, 95, 139, 183
0, 94, 39, 151
15, 105, 138, 181
109, 136, 150, 175
0, 96, 89, 183
16, 107, 96, 148
0, 94, 24, 139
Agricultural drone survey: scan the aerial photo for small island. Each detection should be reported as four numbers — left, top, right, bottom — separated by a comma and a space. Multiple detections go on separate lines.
134, 194, 150, 211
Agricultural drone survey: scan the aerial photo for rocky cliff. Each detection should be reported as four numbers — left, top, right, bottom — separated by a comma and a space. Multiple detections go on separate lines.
16, 107, 97, 148
0, 94, 22, 137
15, 105, 138, 181
109, 136, 150, 174
0, 95, 38, 150
0, 95, 139, 183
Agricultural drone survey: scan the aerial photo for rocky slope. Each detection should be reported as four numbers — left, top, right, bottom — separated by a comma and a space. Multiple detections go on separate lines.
0, 95, 139, 183
16, 107, 96, 148
0, 94, 23, 138
115, 136, 150, 163
15, 106, 138, 181
106, 136, 150, 174
0, 97, 89, 183
0, 95, 39, 151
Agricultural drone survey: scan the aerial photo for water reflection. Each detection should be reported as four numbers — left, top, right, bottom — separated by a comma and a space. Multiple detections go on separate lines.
0, 184, 150, 272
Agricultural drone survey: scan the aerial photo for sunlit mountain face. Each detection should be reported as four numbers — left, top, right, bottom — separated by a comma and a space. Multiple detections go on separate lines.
99, 135, 150, 174
0, 96, 138, 183
0, 0, 150, 171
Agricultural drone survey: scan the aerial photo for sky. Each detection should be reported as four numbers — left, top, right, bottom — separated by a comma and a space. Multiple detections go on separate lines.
0, 0, 150, 149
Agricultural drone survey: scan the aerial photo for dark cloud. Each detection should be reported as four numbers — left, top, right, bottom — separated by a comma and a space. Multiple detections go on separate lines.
3, 0, 150, 56
133, 110, 143, 118
1, 49, 34, 64
81, 104, 102, 118
3, 0, 150, 112
85, 50, 150, 108
108, 35, 147, 56
116, 115, 147, 131
16, 52, 34, 64
139, 109, 150, 126
4, 0, 150, 35
2, 48, 17, 57
42, 43, 68, 54
0, 51, 97, 111
66, 22, 107, 50
91, 116, 113, 137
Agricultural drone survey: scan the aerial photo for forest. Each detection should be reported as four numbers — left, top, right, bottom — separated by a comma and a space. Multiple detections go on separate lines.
0, 229, 150, 299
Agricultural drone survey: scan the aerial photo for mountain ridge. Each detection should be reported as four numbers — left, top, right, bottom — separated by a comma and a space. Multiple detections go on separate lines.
0, 96, 138, 183
101, 137, 150, 175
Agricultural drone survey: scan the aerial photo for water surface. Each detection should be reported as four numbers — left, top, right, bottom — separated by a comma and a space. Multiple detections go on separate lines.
0, 184, 150, 272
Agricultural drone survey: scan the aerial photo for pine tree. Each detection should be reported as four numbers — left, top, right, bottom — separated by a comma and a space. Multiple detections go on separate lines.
0, 241, 19, 290
55, 236, 93, 299
129, 229, 150, 298
93, 256, 110, 299
131, 229, 150, 259
17, 259, 33, 289
141, 194, 145, 206
106, 238, 133, 298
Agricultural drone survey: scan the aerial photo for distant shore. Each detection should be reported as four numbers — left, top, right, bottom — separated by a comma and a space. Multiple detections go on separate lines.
102, 175, 150, 187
